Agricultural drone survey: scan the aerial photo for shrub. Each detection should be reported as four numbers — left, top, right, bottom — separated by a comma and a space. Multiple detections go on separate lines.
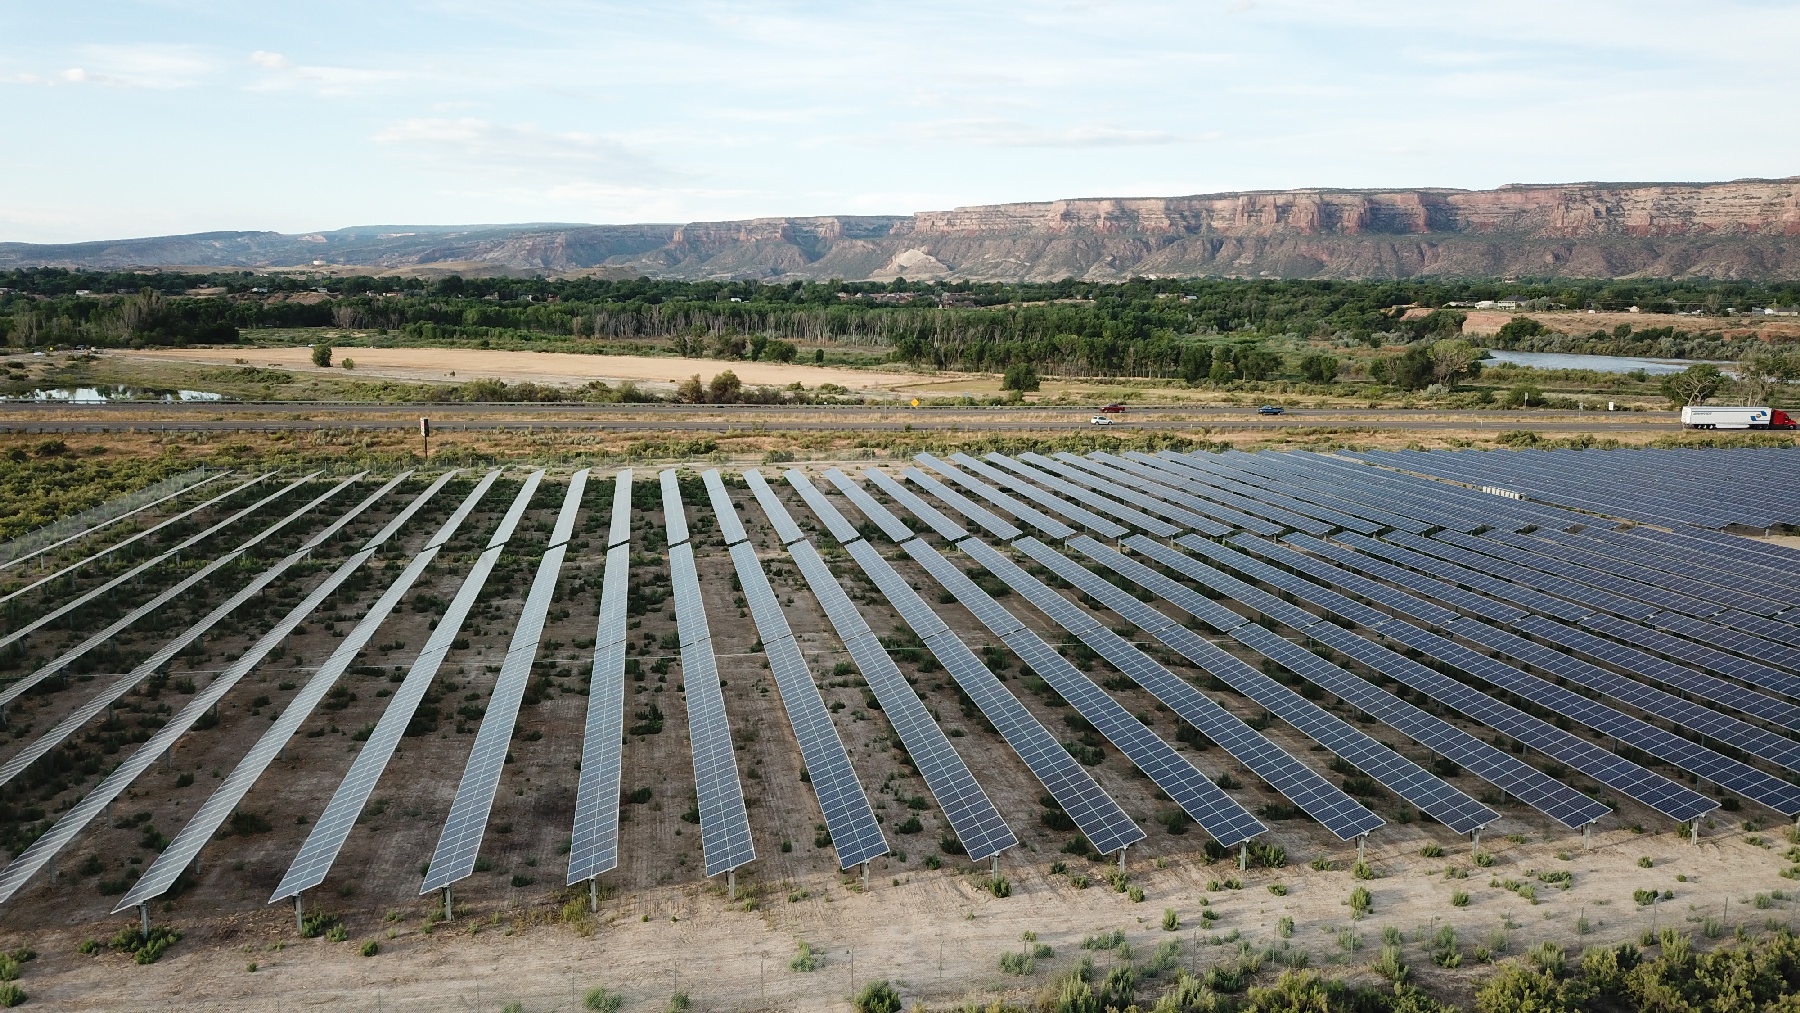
854, 979, 901, 1013
311, 343, 333, 368
1277, 916, 1294, 938
1352, 861, 1375, 880
1372, 944, 1408, 983
1637, 856, 1653, 868
584, 987, 624, 1012
1348, 886, 1373, 919
1474, 851, 1495, 867
1162, 908, 1179, 931
790, 941, 820, 972
1452, 890, 1470, 907
1420, 843, 1444, 858
0, 983, 21, 1008
999, 950, 1033, 975
360, 940, 378, 957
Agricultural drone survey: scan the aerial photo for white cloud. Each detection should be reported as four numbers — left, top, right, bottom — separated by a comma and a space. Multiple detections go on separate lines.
372, 117, 668, 184
246, 50, 403, 96
250, 50, 289, 70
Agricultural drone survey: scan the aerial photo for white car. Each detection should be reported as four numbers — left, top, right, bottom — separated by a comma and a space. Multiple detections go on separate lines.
1089, 415, 1113, 425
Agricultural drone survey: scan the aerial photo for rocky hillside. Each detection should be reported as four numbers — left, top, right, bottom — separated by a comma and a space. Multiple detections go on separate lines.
6, 178, 1800, 281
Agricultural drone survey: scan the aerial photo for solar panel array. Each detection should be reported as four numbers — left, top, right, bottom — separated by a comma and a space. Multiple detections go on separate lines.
0, 468, 225, 573
422, 470, 586, 893
907, 536, 1264, 847
742, 466, 1018, 858
567, 470, 634, 886
0, 469, 470, 906
124, 471, 491, 911
784, 469, 1142, 855
708, 469, 887, 870
659, 474, 755, 878
0, 471, 418, 789
0, 471, 243, 607
274, 471, 525, 902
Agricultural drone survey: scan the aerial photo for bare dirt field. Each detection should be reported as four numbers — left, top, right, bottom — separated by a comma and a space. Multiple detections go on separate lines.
1461, 309, 1800, 342
121, 347, 933, 395
0, 461, 1796, 1012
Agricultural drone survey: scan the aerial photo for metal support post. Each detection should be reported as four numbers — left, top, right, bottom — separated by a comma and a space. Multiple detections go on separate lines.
443, 886, 452, 921
589, 877, 599, 914
1583, 823, 1593, 850
1237, 842, 1247, 872
989, 854, 999, 876
1471, 828, 1482, 851
862, 862, 870, 892
728, 869, 737, 901
1356, 834, 1366, 864
139, 903, 150, 939
1117, 845, 1128, 870
1690, 819, 1701, 845
48, 856, 55, 885
295, 893, 305, 933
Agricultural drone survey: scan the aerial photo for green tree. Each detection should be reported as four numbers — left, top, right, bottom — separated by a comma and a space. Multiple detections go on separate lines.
1372, 346, 1434, 391
1002, 362, 1040, 392
1494, 315, 1550, 344
1659, 363, 1724, 407
1429, 339, 1484, 387
310, 343, 332, 368
707, 370, 743, 403
1234, 347, 1281, 381
675, 374, 704, 404
1737, 349, 1800, 405
1298, 353, 1339, 384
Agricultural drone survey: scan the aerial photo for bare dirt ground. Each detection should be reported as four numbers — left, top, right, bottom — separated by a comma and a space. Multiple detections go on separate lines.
0, 464, 1796, 1011
121, 347, 932, 395
1461, 309, 1800, 342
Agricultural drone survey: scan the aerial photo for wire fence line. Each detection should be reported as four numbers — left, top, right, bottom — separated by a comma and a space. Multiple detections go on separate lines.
0, 467, 219, 568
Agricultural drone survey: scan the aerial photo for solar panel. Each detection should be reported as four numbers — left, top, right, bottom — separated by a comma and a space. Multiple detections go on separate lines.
1579, 613, 1800, 700
0, 470, 478, 909
727, 540, 887, 868
607, 469, 634, 547
659, 477, 755, 877
701, 469, 748, 546
1006, 538, 1402, 837
916, 453, 1075, 539
1125, 536, 1322, 632
273, 472, 527, 901
982, 453, 1168, 536
744, 469, 806, 545
0, 470, 433, 789
915, 538, 1263, 846
1192, 536, 1395, 630
903, 466, 1021, 541
784, 469, 864, 544
806, 526, 1141, 855
1650, 612, 1800, 672
1169, 453, 1379, 535
1092, 452, 1283, 536
1230, 623, 1608, 828
658, 469, 691, 546
0, 471, 247, 607
1040, 538, 1480, 834
566, 539, 632, 884
1274, 534, 1526, 625
0, 471, 308, 656
0, 469, 225, 574
1304, 621, 1718, 823
947, 453, 1124, 536
864, 467, 967, 541
1132, 453, 1332, 535
1430, 530, 1660, 620
1186, 534, 1461, 628
1458, 617, 1800, 776
123, 471, 495, 912
824, 468, 915, 543
1339, 531, 1593, 623
0, 471, 368, 716
1043, 453, 1232, 537
421, 471, 590, 893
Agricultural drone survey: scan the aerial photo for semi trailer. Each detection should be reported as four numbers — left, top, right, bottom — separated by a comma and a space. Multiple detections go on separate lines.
1680, 406, 1798, 429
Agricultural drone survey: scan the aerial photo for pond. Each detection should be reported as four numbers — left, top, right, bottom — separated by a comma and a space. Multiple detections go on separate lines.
1483, 349, 1737, 377
5, 387, 223, 403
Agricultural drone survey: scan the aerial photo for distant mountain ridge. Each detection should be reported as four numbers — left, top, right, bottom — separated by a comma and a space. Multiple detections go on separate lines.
6, 177, 1800, 281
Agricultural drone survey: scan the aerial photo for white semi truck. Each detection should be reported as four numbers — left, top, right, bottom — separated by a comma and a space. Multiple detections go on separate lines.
1680, 406, 1798, 430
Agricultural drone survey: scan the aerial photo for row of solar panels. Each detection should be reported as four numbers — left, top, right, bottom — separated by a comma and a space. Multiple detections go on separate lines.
854, 446, 1800, 834
2, 442, 1794, 917
1357, 447, 1800, 531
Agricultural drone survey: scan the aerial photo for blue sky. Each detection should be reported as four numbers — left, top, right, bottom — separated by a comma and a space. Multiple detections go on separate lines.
3, 1, 1796, 242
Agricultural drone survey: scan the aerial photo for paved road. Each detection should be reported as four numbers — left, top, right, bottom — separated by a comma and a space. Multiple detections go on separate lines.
0, 416, 1671, 434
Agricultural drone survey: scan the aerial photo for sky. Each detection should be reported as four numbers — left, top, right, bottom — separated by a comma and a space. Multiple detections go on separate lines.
3, 1, 1797, 243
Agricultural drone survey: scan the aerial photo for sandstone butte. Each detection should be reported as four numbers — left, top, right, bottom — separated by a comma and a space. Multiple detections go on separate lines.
5, 177, 1799, 281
